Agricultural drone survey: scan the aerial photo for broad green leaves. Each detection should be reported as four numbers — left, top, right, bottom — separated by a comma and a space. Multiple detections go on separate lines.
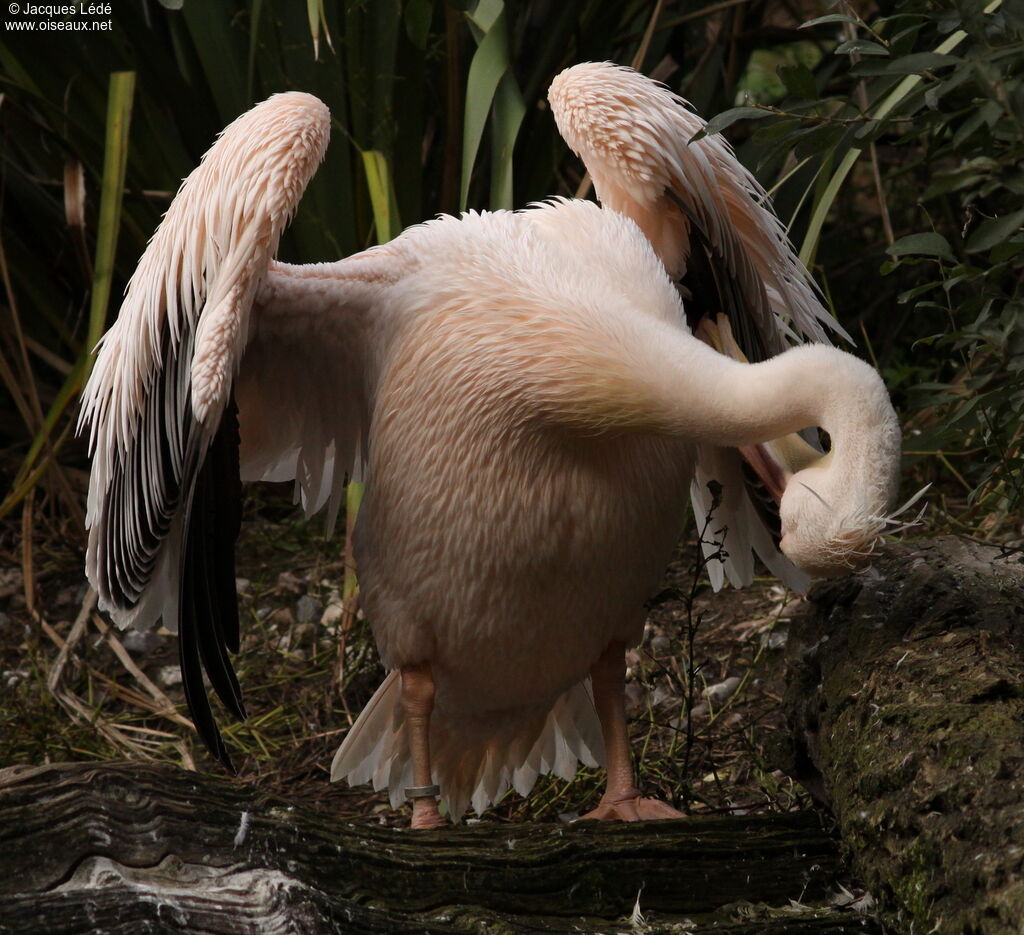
887, 233, 957, 263
461, 1, 526, 210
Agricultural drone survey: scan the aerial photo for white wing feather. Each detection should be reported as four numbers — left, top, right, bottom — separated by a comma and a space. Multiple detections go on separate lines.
79, 92, 330, 628
237, 253, 398, 533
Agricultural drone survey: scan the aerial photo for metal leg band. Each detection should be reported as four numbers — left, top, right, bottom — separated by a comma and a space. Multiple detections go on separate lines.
405, 784, 441, 799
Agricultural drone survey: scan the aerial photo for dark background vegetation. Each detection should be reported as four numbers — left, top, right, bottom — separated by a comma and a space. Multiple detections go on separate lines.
0, 0, 1021, 817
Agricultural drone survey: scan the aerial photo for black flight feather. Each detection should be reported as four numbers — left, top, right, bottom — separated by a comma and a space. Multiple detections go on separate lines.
666, 187, 771, 363
178, 395, 246, 771
100, 318, 185, 611
667, 187, 785, 543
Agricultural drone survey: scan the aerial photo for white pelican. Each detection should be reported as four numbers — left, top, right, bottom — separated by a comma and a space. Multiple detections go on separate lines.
80, 64, 901, 828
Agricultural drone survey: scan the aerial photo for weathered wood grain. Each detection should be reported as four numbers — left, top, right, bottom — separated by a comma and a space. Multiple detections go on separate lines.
0, 761, 873, 934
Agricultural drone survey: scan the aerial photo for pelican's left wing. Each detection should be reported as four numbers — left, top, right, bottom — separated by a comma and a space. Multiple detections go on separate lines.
79, 92, 336, 768
549, 61, 846, 350
549, 62, 848, 592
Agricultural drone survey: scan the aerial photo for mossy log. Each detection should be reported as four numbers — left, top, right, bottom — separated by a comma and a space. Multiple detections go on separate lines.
0, 761, 875, 934
783, 536, 1024, 935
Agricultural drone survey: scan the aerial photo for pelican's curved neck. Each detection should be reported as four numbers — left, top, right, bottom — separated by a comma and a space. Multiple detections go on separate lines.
655, 337, 893, 459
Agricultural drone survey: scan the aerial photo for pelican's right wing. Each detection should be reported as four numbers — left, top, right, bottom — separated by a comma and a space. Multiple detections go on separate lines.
78, 92, 358, 768
236, 256, 391, 523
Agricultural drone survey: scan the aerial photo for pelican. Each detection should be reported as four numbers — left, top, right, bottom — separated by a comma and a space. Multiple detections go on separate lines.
80, 63, 901, 828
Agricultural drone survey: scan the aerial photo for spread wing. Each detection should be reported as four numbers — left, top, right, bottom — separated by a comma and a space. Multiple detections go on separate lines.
549, 62, 849, 592
79, 92, 347, 768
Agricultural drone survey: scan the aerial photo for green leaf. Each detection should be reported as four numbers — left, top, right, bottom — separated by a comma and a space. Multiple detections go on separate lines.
965, 208, 1024, 253
835, 39, 889, 56
886, 232, 956, 262
898, 282, 943, 304
953, 100, 1002, 148
793, 123, 846, 159
404, 0, 433, 50
990, 239, 1024, 262
89, 72, 136, 377
752, 117, 803, 141
181, 2, 248, 122
306, 0, 333, 59
778, 63, 817, 99
882, 52, 961, 73
343, 481, 365, 601
854, 118, 883, 141
489, 71, 526, 211
360, 149, 401, 244
800, 13, 862, 28
701, 106, 772, 137
460, 3, 525, 210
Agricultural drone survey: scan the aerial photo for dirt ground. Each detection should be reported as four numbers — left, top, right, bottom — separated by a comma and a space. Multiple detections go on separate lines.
0, 481, 811, 827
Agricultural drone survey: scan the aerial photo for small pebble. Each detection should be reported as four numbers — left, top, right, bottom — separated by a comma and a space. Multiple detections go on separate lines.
703, 676, 741, 706
761, 628, 788, 650
268, 607, 296, 628
651, 684, 677, 709
296, 595, 322, 623
3, 668, 28, 688
321, 602, 344, 629
649, 634, 671, 655
276, 572, 303, 593
292, 623, 318, 645
158, 666, 183, 688
671, 702, 708, 730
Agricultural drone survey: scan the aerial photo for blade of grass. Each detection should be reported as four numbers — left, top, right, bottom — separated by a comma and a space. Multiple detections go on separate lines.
246, 0, 264, 102
360, 149, 400, 244
460, 1, 525, 210
86, 71, 135, 378
306, 0, 334, 59
488, 70, 525, 210
181, 3, 248, 120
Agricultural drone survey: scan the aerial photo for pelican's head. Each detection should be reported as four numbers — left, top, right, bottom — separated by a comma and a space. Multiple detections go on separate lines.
777, 438, 901, 578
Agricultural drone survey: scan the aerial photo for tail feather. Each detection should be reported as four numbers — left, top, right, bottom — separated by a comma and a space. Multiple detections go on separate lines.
333, 670, 401, 789
331, 674, 603, 822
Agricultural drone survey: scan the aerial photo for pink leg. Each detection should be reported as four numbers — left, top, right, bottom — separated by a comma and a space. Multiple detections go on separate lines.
401, 663, 446, 829
580, 641, 684, 821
